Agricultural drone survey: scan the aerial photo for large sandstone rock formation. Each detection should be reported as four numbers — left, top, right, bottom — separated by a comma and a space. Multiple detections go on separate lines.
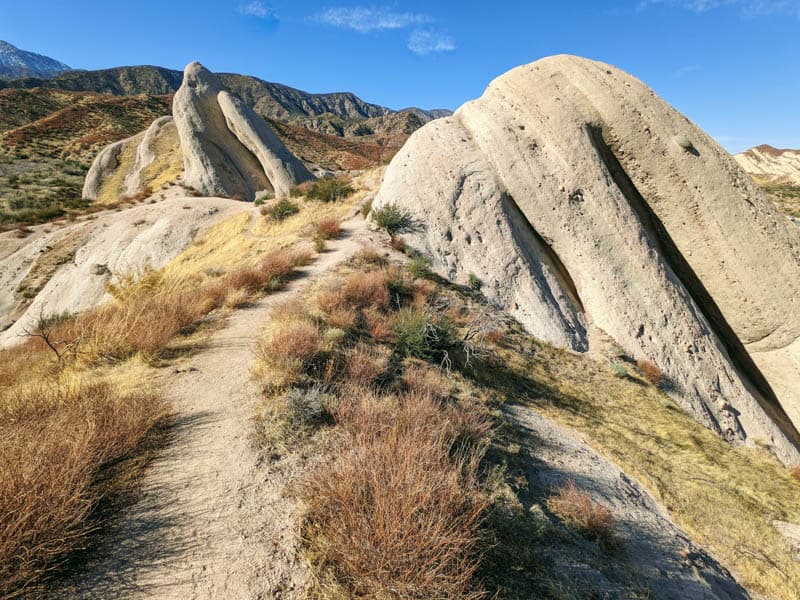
173, 62, 312, 199
83, 63, 312, 202
373, 54, 800, 465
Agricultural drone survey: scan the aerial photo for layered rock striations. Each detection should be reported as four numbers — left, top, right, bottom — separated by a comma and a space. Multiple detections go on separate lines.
373, 54, 800, 464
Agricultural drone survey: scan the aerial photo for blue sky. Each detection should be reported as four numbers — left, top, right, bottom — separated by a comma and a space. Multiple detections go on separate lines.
0, 0, 797, 153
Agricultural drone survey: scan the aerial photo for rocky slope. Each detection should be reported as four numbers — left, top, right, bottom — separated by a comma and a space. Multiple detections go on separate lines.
0, 40, 70, 80
735, 144, 800, 185
373, 54, 800, 465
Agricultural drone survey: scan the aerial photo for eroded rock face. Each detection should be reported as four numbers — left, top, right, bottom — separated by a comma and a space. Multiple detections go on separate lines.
82, 138, 126, 200
374, 54, 800, 465
82, 117, 181, 203
173, 62, 312, 199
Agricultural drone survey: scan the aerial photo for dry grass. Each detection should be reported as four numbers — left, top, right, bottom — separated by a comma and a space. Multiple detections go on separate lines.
547, 480, 617, 551
301, 389, 490, 599
317, 270, 389, 315
254, 317, 323, 389
635, 358, 665, 386
252, 257, 497, 598
0, 379, 166, 597
344, 342, 390, 384
316, 217, 342, 240
479, 325, 800, 599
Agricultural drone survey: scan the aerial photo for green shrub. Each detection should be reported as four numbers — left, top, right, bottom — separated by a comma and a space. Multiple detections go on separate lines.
610, 362, 627, 378
361, 199, 373, 219
306, 177, 354, 203
254, 193, 273, 206
468, 273, 482, 291
372, 204, 418, 235
394, 307, 455, 361
408, 255, 432, 279
262, 199, 300, 221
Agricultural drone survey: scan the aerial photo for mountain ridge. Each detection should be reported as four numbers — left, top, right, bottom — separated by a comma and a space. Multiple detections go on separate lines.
0, 65, 450, 125
0, 40, 71, 80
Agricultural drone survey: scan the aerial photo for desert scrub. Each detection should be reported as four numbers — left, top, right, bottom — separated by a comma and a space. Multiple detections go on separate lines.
261, 198, 299, 221
300, 389, 490, 599
372, 204, 418, 235
255, 385, 335, 453
468, 273, 483, 290
306, 176, 354, 203
254, 317, 324, 390
407, 254, 432, 279
393, 306, 455, 362
547, 480, 618, 552
635, 358, 665, 387
0, 379, 166, 597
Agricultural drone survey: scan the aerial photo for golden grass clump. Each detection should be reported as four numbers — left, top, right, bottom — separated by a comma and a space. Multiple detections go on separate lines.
547, 480, 617, 551
344, 342, 390, 384
0, 380, 166, 597
254, 317, 324, 389
301, 389, 490, 599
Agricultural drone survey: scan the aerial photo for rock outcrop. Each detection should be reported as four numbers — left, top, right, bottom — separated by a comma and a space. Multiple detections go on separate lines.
173, 62, 312, 199
735, 145, 800, 185
83, 62, 312, 202
82, 116, 183, 203
0, 197, 244, 347
373, 54, 800, 465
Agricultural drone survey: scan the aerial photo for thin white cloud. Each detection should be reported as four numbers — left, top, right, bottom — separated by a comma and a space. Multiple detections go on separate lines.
238, 1, 278, 20
314, 7, 432, 32
673, 64, 701, 77
640, 0, 800, 16
408, 29, 456, 55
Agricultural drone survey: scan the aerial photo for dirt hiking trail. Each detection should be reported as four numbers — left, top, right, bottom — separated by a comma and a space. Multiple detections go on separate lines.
59, 213, 374, 599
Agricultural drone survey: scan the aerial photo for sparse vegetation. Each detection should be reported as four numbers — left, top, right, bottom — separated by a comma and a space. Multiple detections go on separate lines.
407, 254, 432, 278
636, 358, 665, 386
305, 176, 355, 203
262, 198, 300, 221
468, 273, 483, 290
759, 182, 800, 218
372, 204, 418, 235
547, 480, 618, 551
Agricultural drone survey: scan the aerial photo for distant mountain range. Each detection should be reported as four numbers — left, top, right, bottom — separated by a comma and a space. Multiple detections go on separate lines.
0, 40, 71, 80
0, 63, 450, 135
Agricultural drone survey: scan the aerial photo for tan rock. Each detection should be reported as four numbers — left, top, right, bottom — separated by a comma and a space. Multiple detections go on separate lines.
173, 62, 312, 200
374, 54, 800, 464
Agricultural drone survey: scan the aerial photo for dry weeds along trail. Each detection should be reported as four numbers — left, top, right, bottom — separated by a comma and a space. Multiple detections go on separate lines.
60, 215, 373, 599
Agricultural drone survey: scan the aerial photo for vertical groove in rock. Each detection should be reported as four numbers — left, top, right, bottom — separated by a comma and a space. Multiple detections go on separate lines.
586, 124, 800, 447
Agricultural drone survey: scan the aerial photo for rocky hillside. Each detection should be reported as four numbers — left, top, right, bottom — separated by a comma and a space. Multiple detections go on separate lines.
735, 144, 800, 185
0, 40, 70, 80
735, 145, 800, 217
0, 88, 172, 160
0, 65, 450, 139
